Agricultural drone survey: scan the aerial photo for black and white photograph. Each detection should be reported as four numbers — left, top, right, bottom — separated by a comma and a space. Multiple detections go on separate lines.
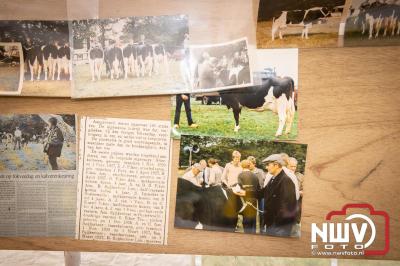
257, 0, 346, 48
174, 135, 307, 238
171, 49, 298, 140
0, 42, 23, 95
190, 37, 252, 92
0, 20, 71, 97
71, 15, 189, 98
0, 114, 76, 171
344, 0, 400, 46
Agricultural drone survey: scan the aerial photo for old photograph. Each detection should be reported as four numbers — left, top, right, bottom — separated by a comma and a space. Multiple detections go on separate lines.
0, 114, 76, 171
175, 135, 307, 237
71, 15, 189, 98
190, 38, 252, 92
344, 0, 400, 46
0, 42, 23, 95
171, 49, 298, 140
0, 20, 71, 97
257, 0, 346, 48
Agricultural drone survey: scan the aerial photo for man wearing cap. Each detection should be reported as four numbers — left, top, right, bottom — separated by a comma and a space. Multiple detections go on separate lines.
261, 154, 297, 237
44, 117, 64, 170
221, 150, 242, 187
181, 163, 203, 187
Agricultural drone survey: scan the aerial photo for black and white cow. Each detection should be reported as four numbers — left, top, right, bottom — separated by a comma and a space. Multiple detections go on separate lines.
271, 7, 331, 40
24, 42, 43, 81
57, 43, 72, 80
219, 76, 296, 137
104, 44, 124, 80
42, 42, 59, 80
151, 44, 169, 75
175, 178, 242, 232
89, 45, 104, 81
122, 42, 138, 79
137, 44, 154, 77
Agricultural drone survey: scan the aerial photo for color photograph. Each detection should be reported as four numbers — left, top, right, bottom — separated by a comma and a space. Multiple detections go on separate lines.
175, 135, 307, 237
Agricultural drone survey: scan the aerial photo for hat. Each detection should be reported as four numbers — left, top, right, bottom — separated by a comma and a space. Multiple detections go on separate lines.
192, 163, 204, 171
262, 154, 285, 166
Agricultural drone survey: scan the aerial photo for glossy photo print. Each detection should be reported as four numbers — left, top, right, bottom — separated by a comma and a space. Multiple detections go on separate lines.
171, 48, 298, 140
71, 15, 189, 98
174, 135, 307, 238
0, 20, 71, 97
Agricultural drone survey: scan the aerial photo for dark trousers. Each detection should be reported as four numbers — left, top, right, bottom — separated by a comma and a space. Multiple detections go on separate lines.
242, 215, 257, 234
174, 94, 193, 126
49, 156, 58, 170
14, 137, 21, 150
258, 198, 264, 230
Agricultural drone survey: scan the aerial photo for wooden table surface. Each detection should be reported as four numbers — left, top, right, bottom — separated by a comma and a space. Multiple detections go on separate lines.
0, 0, 399, 260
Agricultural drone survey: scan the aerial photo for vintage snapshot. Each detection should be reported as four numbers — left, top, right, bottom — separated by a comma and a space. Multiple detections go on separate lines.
0, 42, 23, 95
0, 20, 71, 97
175, 135, 307, 238
71, 15, 189, 98
257, 0, 346, 48
0, 114, 77, 237
190, 37, 252, 92
344, 0, 400, 46
76, 117, 171, 244
171, 48, 298, 140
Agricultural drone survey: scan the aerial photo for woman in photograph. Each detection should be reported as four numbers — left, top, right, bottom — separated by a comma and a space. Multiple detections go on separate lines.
44, 117, 64, 170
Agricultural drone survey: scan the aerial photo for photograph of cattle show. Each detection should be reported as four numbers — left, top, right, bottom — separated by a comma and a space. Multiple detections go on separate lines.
0, 20, 71, 97
175, 135, 307, 237
0, 114, 76, 171
257, 0, 346, 48
190, 38, 252, 92
171, 49, 298, 140
0, 42, 23, 95
71, 15, 189, 98
344, 0, 400, 46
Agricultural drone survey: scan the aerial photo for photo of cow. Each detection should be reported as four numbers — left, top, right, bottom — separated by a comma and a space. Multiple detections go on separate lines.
171, 49, 298, 140
0, 20, 71, 97
0, 114, 76, 171
71, 15, 189, 98
344, 0, 400, 46
175, 135, 307, 238
190, 38, 252, 92
257, 0, 346, 48
0, 42, 23, 95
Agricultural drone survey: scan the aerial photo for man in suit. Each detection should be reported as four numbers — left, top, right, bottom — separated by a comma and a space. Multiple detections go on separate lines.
261, 154, 297, 237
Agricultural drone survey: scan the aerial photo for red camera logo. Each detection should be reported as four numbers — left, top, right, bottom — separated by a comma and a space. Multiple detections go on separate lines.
311, 203, 390, 256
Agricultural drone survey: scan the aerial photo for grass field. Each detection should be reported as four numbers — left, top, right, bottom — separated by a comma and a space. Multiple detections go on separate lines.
257, 19, 341, 48
0, 64, 20, 93
171, 101, 298, 140
72, 60, 185, 98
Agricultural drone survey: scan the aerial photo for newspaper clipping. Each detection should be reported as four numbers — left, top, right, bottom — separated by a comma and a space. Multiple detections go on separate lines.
76, 117, 172, 244
0, 114, 77, 237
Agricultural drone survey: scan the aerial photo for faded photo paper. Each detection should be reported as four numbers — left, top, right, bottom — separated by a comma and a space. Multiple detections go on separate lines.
175, 135, 307, 238
76, 117, 171, 244
0, 42, 23, 95
0, 114, 77, 237
71, 15, 189, 98
344, 0, 400, 47
171, 48, 298, 140
257, 0, 346, 48
190, 37, 252, 92
0, 20, 71, 97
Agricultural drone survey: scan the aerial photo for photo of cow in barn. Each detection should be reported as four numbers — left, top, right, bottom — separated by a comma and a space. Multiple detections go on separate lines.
345, 0, 400, 46
190, 38, 252, 92
257, 0, 346, 48
174, 135, 307, 237
71, 15, 189, 98
0, 42, 23, 95
0, 20, 71, 96
171, 48, 299, 141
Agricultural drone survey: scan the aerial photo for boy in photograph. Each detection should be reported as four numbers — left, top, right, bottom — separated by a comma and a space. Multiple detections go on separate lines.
44, 117, 64, 170
221, 150, 243, 187
13, 127, 22, 150
247, 155, 265, 227
207, 158, 223, 186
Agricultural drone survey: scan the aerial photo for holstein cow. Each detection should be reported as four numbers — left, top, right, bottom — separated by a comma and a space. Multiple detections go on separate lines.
24, 42, 44, 81
122, 42, 138, 79
137, 44, 154, 77
175, 178, 243, 232
89, 45, 104, 81
219, 76, 296, 137
151, 44, 169, 75
104, 44, 124, 80
57, 43, 72, 80
271, 7, 331, 40
42, 41, 59, 80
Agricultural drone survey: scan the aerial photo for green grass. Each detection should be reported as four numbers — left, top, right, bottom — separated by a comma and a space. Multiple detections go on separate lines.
171, 101, 298, 140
